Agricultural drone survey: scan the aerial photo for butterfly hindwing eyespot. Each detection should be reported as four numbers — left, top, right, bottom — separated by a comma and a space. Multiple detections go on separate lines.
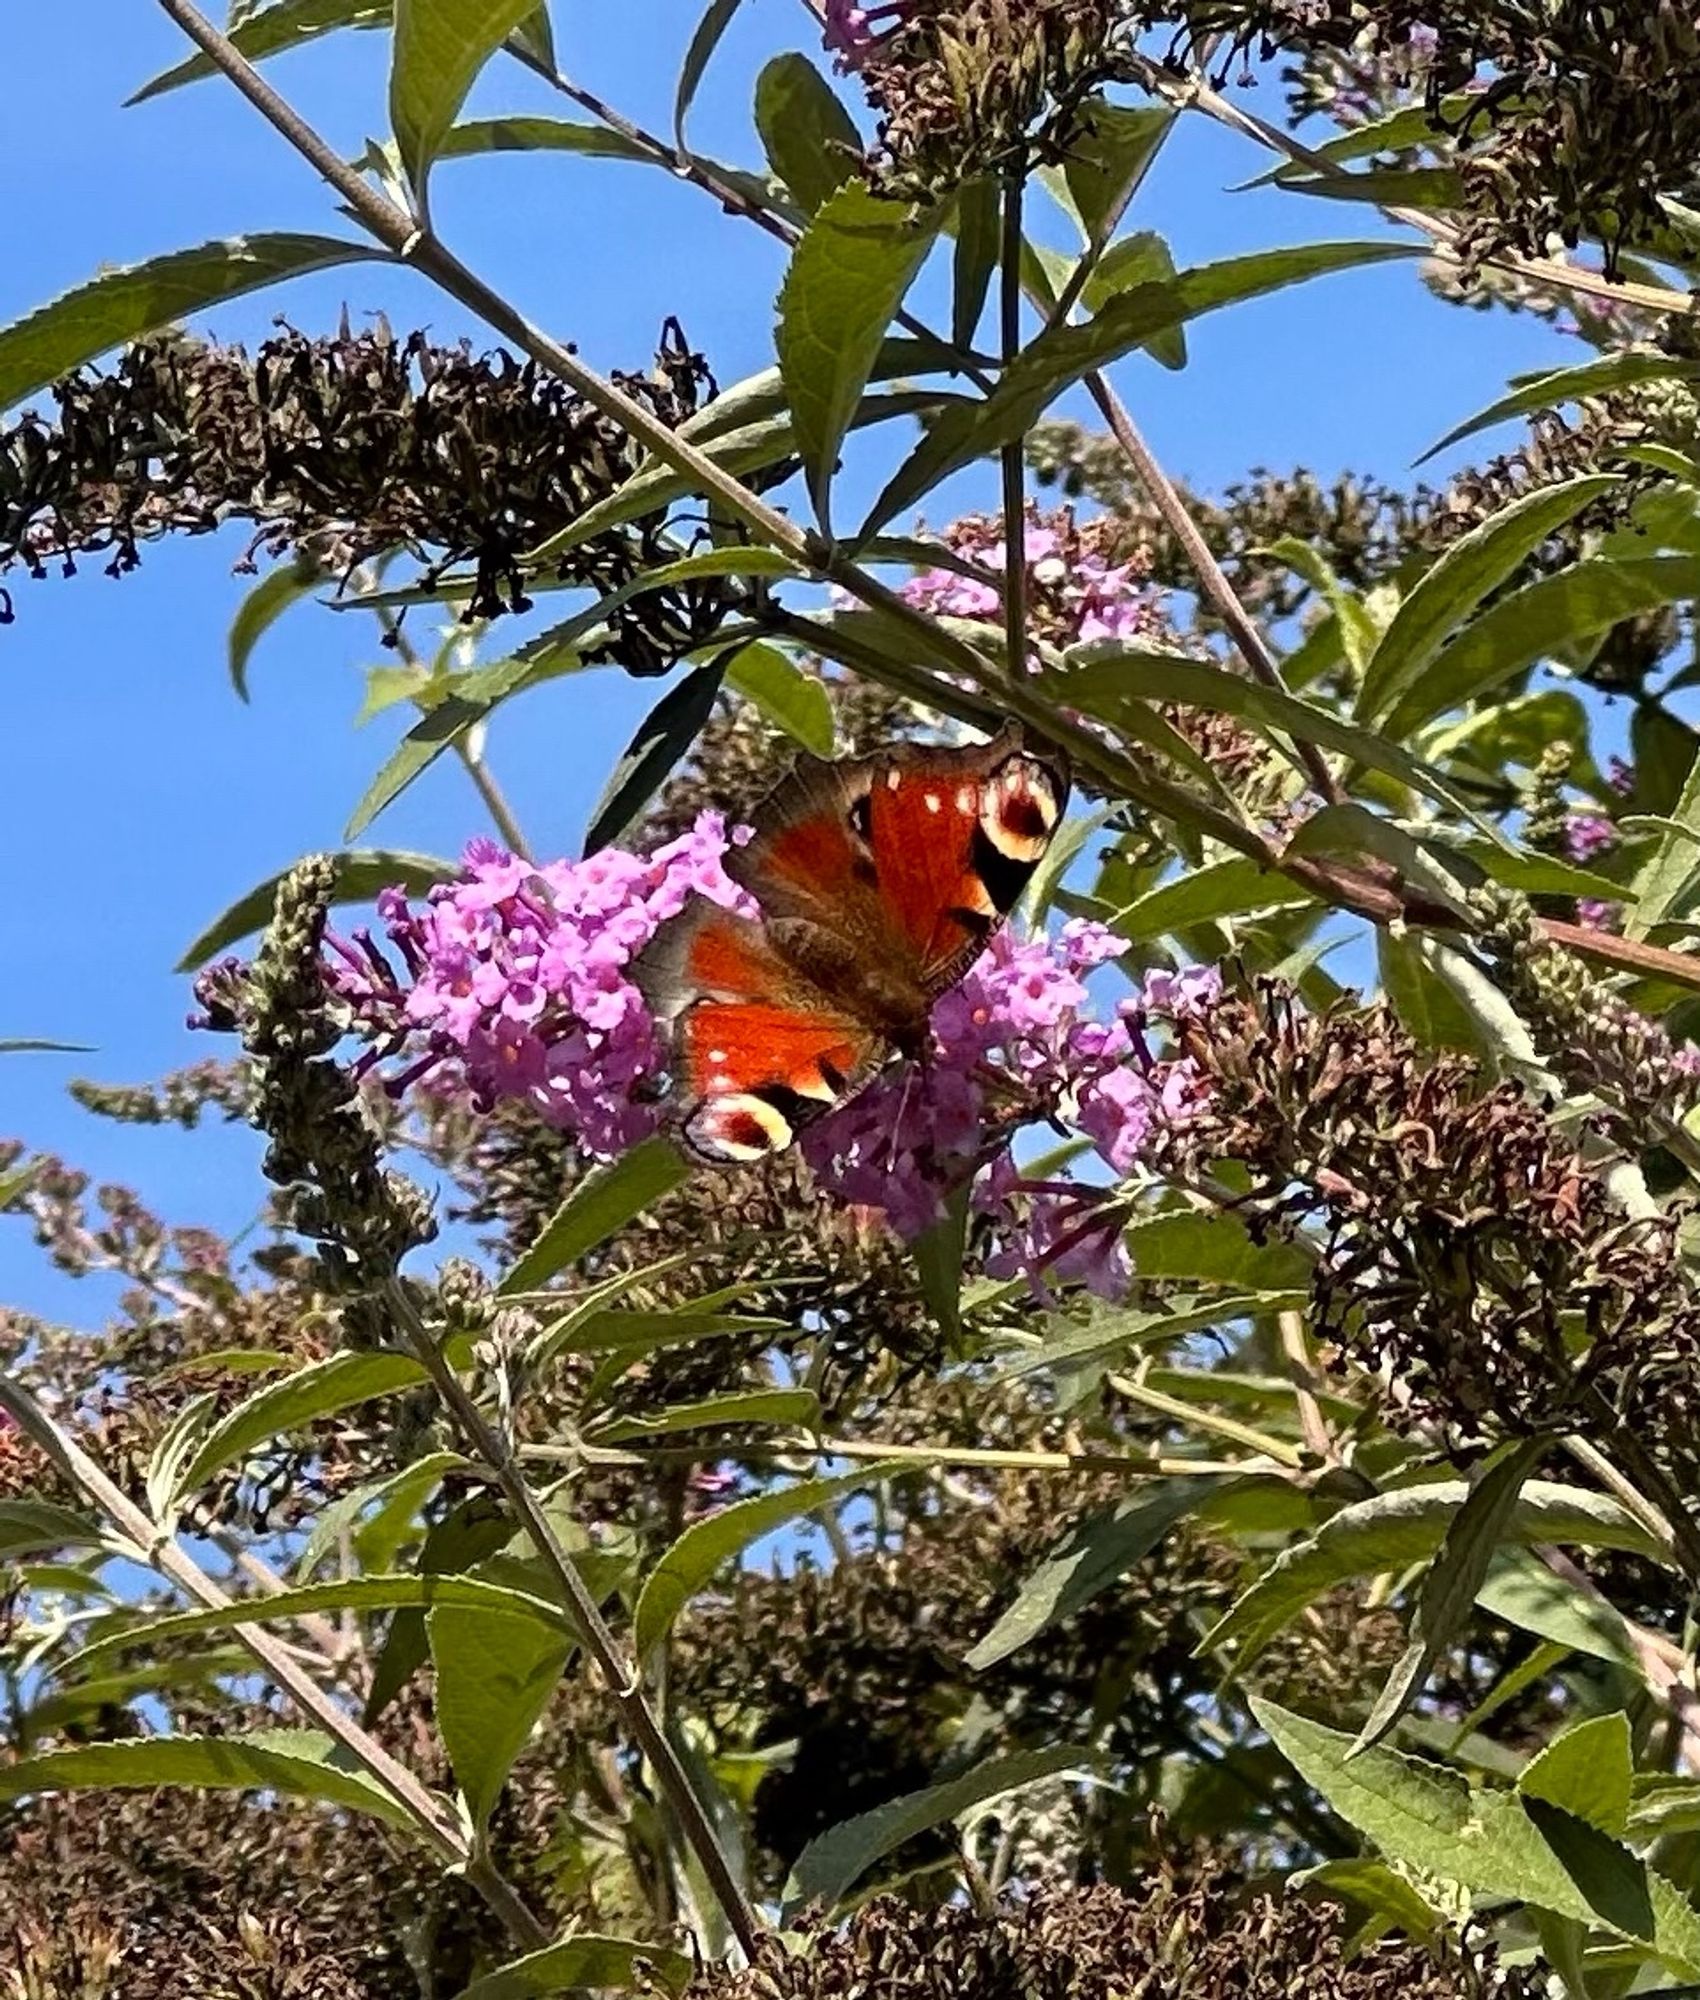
682, 1091, 795, 1163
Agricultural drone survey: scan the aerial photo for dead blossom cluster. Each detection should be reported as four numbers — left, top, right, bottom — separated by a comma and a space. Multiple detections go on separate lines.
0, 322, 744, 669
687, 1877, 1535, 2000
1171, 983, 1700, 1476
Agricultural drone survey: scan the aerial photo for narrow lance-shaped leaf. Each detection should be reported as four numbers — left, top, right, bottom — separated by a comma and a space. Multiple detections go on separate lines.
634, 1462, 909, 1662
1356, 476, 1620, 723
175, 1352, 428, 1499
1419, 352, 1700, 464
581, 661, 726, 856
784, 1745, 1094, 1916
778, 182, 942, 532
429, 1601, 572, 1832
500, 1134, 688, 1296
676, 0, 745, 151
1352, 1437, 1548, 1753
390, 0, 545, 198
228, 555, 322, 701
0, 236, 385, 413
0, 1731, 416, 1831
864, 240, 1414, 534
178, 849, 458, 972
129, 0, 389, 101
1629, 739, 1700, 939
754, 52, 861, 215
968, 1477, 1222, 1670
725, 642, 836, 756
457, 1936, 694, 2000
952, 177, 999, 348
1253, 1701, 1700, 1979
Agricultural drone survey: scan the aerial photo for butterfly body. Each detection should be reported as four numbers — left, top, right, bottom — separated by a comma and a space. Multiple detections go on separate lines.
635, 723, 1068, 1162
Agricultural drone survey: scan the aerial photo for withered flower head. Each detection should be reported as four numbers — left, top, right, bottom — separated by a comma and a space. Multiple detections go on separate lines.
199, 855, 436, 1313
688, 1875, 1532, 2000
835, 0, 1144, 192
1148, 1, 1700, 279
1170, 981, 1700, 1477
0, 320, 741, 671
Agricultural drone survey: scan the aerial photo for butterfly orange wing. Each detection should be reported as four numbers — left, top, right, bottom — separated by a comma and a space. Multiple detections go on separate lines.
730, 723, 1069, 998
633, 901, 880, 1163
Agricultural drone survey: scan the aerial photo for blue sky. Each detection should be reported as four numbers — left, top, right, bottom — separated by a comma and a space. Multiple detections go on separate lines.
1, 3, 1580, 1323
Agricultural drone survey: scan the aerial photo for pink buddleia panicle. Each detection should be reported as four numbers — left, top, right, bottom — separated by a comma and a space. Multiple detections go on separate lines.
324, 814, 755, 1158
323, 826, 1215, 1300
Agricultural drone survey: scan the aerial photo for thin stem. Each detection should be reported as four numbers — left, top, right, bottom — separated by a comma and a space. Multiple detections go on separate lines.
380, 1278, 762, 1960
506, 45, 994, 388
1276, 1309, 1335, 1466
0, 1368, 551, 1952
523, 1436, 1258, 1478
1080, 372, 1344, 804
999, 158, 1029, 678
373, 603, 534, 860
1585, 1388, 1700, 1589
1122, 46, 1697, 323
1105, 1369, 1307, 1468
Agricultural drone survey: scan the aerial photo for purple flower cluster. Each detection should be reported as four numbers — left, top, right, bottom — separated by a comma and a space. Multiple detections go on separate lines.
325, 818, 753, 1157
801, 934, 1217, 1297
1565, 806, 1621, 933
822, 0, 905, 67
897, 510, 1163, 655
324, 824, 1214, 1296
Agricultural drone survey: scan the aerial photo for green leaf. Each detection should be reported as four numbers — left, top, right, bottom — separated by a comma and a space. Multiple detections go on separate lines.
1253, 1702, 1700, 1976
0, 236, 384, 413
864, 241, 1413, 533
1419, 353, 1700, 465
0, 1730, 416, 1831
725, 643, 835, 755
911, 1181, 969, 1345
588, 1387, 820, 1445
1629, 740, 1700, 939
967, 1477, 1219, 1669
227, 555, 322, 701
175, 1352, 428, 1499
633, 1462, 906, 1662
1112, 855, 1318, 939
1295, 1858, 1443, 1939
676, 0, 745, 150
1357, 477, 1621, 723
1121, 1210, 1314, 1291
784, 1745, 1090, 1916
1519, 1713, 1633, 1836
389, 0, 544, 197
429, 1599, 571, 1831
438, 115, 654, 164
128, 0, 390, 101
528, 388, 951, 565
582, 663, 725, 856
1001, 1295, 1301, 1384
1079, 231, 1186, 368
778, 182, 942, 530
294, 1450, 467, 1580
1203, 1481, 1667, 1670
952, 178, 999, 348
65, 1571, 570, 1678
500, 1134, 688, 1295
1054, 101, 1174, 249
177, 849, 457, 971
1378, 932, 1492, 1056
1475, 1547, 1641, 1672
0, 1500, 103, 1558
1352, 1438, 1548, 1754
457, 1936, 693, 2000
1055, 650, 1483, 828
1258, 536, 1380, 675
754, 52, 861, 215
1387, 555, 1700, 736
0, 1040, 93, 1056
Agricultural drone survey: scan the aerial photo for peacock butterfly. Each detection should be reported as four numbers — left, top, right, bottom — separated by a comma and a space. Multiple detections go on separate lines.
634, 722, 1069, 1163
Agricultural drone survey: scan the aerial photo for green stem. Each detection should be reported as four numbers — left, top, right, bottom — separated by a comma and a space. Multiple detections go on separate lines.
999, 157, 1028, 679
379, 1278, 762, 1960
0, 1368, 551, 1953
